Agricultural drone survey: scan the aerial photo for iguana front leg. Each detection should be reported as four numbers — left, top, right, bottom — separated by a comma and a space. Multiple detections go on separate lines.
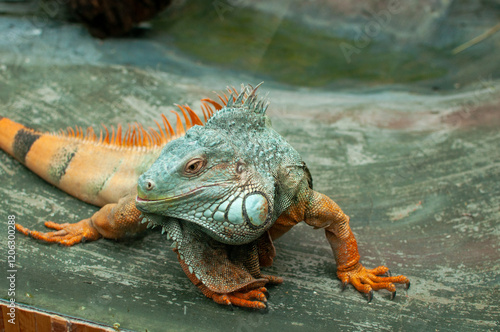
15, 195, 148, 246
278, 189, 410, 301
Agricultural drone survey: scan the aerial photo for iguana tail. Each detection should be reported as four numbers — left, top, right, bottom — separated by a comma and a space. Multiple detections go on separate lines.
0, 108, 205, 207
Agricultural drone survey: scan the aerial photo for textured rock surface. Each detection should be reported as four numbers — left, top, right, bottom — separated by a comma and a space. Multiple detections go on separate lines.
0, 1, 499, 331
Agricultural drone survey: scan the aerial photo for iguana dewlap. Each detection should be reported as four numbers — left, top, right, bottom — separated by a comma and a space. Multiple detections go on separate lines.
0, 84, 409, 309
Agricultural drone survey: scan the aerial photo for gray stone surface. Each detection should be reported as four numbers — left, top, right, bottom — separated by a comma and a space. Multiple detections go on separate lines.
0, 1, 499, 331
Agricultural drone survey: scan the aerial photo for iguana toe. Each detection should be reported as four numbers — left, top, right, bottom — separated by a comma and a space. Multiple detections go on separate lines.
261, 274, 283, 285
233, 287, 268, 302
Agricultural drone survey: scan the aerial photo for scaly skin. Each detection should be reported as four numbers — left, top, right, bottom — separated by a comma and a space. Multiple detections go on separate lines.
0, 85, 409, 309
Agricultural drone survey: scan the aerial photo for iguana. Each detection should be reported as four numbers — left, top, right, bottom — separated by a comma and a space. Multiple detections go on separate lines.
0, 84, 409, 309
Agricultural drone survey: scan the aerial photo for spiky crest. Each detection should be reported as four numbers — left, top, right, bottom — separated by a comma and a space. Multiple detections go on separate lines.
51, 84, 267, 149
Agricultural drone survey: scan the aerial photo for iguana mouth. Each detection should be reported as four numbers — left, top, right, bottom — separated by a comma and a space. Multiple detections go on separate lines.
135, 188, 198, 203
135, 182, 231, 204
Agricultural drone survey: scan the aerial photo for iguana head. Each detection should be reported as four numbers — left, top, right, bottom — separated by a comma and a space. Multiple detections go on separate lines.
136, 85, 277, 245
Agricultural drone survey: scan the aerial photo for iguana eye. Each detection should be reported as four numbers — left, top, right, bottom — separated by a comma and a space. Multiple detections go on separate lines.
184, 158, 206, 175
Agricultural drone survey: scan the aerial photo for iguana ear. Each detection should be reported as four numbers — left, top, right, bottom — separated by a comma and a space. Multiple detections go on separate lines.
301, 161, 313, 189
276, 163, 312, 195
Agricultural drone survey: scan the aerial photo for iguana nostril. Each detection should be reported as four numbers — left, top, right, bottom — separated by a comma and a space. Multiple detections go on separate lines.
146, 181, 155, 191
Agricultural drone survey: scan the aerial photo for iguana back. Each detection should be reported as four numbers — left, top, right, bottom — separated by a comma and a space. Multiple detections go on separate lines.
0, 105, 205, 206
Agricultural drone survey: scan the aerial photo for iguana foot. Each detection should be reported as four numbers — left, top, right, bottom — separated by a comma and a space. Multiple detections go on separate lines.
15, 196, 146, 245
212, 287, 268, 309
337, 263, 410, 302
15, 219, 101, 246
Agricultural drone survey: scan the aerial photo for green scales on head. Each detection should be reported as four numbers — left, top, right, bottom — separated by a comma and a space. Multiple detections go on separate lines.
136, 84, 310, 245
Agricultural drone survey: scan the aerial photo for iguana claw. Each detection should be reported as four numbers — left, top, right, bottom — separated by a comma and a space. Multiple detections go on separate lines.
262, 289, 270, 300
367, 290, 374, 302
